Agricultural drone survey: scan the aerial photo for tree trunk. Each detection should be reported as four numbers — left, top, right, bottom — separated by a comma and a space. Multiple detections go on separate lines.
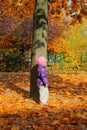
30, 0, 50, 101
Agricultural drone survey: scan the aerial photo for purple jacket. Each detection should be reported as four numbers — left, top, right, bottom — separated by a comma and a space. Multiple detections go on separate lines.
37, 65, 48, 87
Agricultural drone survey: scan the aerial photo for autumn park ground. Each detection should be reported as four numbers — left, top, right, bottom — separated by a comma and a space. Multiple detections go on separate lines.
0, 71, 87, 130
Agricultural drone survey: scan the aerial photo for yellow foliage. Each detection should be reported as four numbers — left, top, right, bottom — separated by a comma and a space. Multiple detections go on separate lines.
11, 126, 20, 130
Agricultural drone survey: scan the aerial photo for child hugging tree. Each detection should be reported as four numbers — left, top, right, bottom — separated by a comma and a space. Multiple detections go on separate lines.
37, 56, 49, 105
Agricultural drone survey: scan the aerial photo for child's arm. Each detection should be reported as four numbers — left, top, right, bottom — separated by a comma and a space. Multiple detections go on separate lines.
40, 67, 48, 86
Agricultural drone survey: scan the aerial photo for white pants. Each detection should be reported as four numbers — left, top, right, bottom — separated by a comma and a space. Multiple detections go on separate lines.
39, 86, 49, 105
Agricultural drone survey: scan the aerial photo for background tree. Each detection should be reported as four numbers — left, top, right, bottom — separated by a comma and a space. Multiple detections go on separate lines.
0, 0, 87, 72
30, 0, 50, 100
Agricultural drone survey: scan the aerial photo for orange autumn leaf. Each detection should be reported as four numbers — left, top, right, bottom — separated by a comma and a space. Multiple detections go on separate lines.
0, 72, 87, 129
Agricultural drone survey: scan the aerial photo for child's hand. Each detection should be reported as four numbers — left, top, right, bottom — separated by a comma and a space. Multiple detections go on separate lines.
45, 84, 48, 87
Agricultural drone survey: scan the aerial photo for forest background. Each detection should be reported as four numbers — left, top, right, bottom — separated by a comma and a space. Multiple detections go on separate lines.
0, 1, 87, 129
0, 0, 87, 72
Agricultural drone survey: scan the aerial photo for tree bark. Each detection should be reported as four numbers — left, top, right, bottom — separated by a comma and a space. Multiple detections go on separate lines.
30, 0, 50, 100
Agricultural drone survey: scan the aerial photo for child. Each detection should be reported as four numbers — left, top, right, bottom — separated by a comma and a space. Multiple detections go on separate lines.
37, 56, 49, 105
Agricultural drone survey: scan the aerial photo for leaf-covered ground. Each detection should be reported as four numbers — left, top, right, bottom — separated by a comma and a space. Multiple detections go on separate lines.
0, 71, 87, 130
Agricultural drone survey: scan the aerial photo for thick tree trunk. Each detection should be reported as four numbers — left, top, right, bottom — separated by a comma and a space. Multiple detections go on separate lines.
30, 0, 50, 100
